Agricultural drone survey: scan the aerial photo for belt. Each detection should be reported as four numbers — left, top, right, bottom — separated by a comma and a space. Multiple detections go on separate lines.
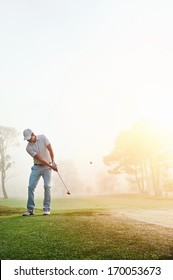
34, 162, 51, 166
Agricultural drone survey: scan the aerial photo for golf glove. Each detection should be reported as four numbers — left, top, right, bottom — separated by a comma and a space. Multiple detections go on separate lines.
52, 162, 57, 167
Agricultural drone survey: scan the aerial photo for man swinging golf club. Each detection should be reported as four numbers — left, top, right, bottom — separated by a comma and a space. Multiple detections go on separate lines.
22, 129, 58, 216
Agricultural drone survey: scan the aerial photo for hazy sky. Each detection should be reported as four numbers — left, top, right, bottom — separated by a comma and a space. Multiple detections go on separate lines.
1, 0, 173, 194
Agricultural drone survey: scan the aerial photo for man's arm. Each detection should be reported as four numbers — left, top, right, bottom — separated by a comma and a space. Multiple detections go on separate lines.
46, 144, 55, 163
34, 153, 58, 171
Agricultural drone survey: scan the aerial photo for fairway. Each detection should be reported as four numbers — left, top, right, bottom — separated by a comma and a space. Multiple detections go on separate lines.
1, 195, 173, 260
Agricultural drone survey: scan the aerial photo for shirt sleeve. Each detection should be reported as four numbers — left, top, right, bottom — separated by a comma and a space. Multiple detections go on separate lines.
42, 135, 50, 146
26, 146, 37, 158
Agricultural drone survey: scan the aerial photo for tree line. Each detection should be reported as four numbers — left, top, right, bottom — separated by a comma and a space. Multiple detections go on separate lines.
1, 121, 173, 198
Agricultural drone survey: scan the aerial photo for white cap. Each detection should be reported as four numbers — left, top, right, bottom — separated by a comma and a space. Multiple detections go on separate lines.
23, 128, 33, 140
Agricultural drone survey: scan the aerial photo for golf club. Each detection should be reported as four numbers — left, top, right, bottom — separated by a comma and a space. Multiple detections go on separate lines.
57, 171, 71, 195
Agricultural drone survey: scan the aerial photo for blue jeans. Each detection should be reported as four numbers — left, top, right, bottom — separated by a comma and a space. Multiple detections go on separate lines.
27, 165, 52, 212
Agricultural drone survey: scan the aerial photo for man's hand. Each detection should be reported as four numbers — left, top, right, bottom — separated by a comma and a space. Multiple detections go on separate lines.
51, 162, 58, 172
52, 166, 58, 171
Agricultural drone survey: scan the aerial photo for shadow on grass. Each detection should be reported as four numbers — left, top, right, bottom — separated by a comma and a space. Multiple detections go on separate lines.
0, 206, 25, 216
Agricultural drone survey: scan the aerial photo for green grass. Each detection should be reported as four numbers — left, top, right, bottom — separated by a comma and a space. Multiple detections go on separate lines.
1, 194, 173, 260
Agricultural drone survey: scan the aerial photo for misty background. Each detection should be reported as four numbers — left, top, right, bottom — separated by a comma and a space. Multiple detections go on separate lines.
1, 0, 173, 198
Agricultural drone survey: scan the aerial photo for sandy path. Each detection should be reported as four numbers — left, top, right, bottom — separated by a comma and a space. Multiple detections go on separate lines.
117, 208, 173, 228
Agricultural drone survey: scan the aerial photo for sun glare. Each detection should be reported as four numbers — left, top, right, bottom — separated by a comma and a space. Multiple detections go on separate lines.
138, 93, 173, 134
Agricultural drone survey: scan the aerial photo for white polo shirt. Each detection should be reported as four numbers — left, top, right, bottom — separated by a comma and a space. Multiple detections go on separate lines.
26, 135, 51, 164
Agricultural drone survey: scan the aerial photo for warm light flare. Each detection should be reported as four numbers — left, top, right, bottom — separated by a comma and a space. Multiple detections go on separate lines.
138, 93, 173, 134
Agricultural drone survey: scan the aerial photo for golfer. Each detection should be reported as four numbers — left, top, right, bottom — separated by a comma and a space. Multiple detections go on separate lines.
22, 129, 58, 216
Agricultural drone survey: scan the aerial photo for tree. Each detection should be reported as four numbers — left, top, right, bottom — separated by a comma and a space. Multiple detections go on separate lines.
103, 119, 171, 196
0, 126, 19, 199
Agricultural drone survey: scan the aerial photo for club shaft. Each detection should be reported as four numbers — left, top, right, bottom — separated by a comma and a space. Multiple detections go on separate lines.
57, 172, 69, 192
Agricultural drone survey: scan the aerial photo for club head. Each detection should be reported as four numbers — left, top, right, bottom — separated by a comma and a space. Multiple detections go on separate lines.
67, 191, 71, 195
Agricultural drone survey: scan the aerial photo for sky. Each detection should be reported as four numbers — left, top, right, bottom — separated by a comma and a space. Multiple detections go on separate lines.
1, 0, 173, 196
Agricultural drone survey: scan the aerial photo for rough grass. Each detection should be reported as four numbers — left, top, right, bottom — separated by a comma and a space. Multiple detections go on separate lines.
1, 194, 173, 260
